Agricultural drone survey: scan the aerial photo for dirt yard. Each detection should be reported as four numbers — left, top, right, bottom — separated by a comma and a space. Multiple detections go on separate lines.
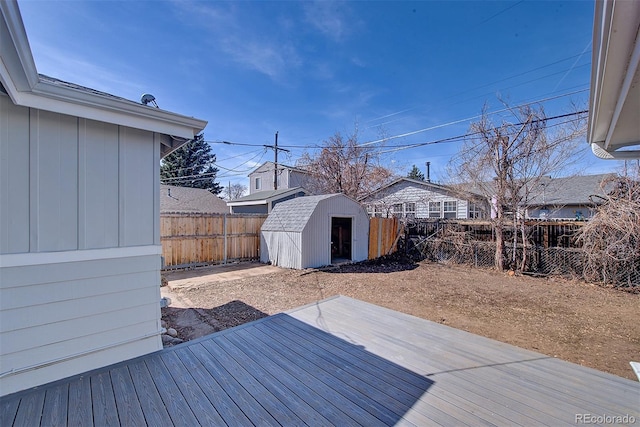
161, 257, 640, 381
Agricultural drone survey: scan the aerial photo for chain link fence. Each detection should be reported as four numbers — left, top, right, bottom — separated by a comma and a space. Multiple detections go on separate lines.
405, 236, 639, 290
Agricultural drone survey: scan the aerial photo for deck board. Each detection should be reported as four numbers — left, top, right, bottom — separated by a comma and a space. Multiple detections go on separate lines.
127, 360, 173, 427
90, 371, 119, 426
41, 383, 68, 427
143, 355, 200, 426
1, 295, 638, 426
109, 366, 146, 426
67, 376, 92, 427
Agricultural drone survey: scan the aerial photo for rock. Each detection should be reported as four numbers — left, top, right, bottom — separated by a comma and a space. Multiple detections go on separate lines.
161, 335, 184, 346
161, 320, 168, 329
167, 327, 178, 337
160, 297, 171, 308
160, 275, 168, 287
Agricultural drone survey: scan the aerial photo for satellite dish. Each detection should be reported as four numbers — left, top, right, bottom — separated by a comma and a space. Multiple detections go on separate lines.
140, 93, 158, 108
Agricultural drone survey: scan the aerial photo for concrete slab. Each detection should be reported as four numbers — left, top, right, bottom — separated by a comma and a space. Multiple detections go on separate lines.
164, 262, 283, 290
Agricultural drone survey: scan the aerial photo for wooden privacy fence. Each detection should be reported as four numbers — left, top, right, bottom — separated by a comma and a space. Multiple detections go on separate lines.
368, 217, 401, 259
160, 213, 267, 269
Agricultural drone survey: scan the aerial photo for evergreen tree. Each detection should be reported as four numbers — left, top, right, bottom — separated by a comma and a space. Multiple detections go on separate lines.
160, 134, 223, 194
407, 164, 425, 181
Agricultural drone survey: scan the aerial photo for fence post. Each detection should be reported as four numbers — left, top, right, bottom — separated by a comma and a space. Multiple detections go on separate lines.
377, 218, 383, 258
223, 213, 228, 265
474, 244, 478, 267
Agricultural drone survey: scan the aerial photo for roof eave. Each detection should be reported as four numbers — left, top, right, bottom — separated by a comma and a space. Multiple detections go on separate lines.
0, 0, 206, 145
587, 0, 640, 159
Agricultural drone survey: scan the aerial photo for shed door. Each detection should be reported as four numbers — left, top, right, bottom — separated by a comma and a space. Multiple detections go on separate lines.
331, 217, 352, 263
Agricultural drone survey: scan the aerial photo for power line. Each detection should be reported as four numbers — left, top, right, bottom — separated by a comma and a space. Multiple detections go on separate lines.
358, 89, 589, 148
374, 111, 587, 155
366, 50, 592, 125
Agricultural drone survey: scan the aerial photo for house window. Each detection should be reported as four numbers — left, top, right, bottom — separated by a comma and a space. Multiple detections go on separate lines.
255, 177, 261, 190
366, 205, 383, 218
405, 203, 416, 219
443, 201, 457, 219
469, 203, 483, 219
428, 201, 441, 218
393, 204, 403, 218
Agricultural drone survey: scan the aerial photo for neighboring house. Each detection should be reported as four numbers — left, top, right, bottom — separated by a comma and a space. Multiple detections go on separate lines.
0, 1, 206, 397
522, 174, 615, 220
160, 184, 228, 214
587, 0, 640, 160
260, 194, 370, 269
227, 187, 309, 214
248, 161, 310, 194
360, 178, 487, 220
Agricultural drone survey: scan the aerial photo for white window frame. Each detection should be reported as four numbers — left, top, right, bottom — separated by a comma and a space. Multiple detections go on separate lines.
443, 201, 457, 219
393, 203, 403, 218
469, 202, 483, 219
428, 201, 441, 218
255, 177, 261, 190
405, 202, 416, 219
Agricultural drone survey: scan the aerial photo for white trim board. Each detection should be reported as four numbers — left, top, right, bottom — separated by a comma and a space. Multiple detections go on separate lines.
0, 245, 162, 268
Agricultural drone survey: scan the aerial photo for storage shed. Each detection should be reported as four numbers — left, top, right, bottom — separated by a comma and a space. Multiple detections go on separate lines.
260, 194, 369, 269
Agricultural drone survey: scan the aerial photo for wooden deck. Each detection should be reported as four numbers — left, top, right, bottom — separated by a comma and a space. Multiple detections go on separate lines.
1, 295, 638, 426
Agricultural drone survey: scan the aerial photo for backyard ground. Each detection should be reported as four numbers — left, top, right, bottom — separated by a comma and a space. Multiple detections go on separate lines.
161, 257, 640, 381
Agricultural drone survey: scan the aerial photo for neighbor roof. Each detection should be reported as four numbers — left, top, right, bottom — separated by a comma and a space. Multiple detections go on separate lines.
261, 194, 339, 232
160, 185, 228, 214
247, 161, 309, 176
227, 187, 308, 205
525, 174, 615, 206
360, 177, 483, 201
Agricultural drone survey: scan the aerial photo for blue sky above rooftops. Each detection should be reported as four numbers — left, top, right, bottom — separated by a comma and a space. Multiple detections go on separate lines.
18, 0, 623, 187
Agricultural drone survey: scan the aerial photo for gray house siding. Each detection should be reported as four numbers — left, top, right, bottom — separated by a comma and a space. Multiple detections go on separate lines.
363, 180, 474, 219
1, 96, 160, 253
0, 94, 164, 396
232, 204, 269, 214
288, 170, 309, 189
248, 162, 309, 195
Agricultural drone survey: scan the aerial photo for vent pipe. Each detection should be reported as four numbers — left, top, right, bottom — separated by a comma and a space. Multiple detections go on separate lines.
425, 162, 431, 183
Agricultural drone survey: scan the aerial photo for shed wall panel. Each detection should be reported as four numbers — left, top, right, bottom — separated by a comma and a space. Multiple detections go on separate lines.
303, 196, 369, 267
260, 231, 302, 269
0, 95, 30, 253
0, 251, 162, 397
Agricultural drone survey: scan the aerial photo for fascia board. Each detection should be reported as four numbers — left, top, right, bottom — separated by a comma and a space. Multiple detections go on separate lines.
588, 0, 640, 150
0, 1, 38, 91
227, 200, 268, 206
9, 81, 206, 138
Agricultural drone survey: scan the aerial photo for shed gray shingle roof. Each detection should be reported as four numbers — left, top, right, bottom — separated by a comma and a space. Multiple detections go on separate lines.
261, 194, 338, 232
160, 184, 228, 214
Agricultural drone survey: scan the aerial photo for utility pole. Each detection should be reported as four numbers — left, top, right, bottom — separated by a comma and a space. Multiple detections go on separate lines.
263, 131, 289, 191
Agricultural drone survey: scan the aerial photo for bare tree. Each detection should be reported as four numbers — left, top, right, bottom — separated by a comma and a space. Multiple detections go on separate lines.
576, 171, 640, 288
223, 182, 248, 200
448, 103, 586, 270
297, 126, 395, 200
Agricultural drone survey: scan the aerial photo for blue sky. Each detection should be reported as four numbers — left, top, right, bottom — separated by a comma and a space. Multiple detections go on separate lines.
18, 0, 623, 188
